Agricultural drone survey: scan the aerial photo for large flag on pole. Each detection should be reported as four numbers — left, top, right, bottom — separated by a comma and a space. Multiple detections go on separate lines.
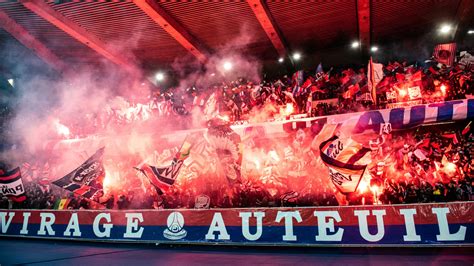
368, 57, 384, 105
292, 70, 304, 86
0, 167, 26, 202
138, 138, 192, 194
53, 147, 105, 201
319, 135, 371, 194
433, 43, 456, 66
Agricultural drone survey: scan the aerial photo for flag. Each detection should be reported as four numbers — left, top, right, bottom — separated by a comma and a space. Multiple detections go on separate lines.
315, 63, 324, 80
311, 123, 341, 152
368, 57, 384, 105
53, 147, 105, 201
55, 198, 71, 210
316, 63, 323, 74
348, 83, 360, 97
342, 90, 352, 99
0, 167, 26, 202
139, 138, 192, 194
441, 133, 459, 144
319, 135, 371, 194
203, 92, 217, 119
459, 51, 474, 71
292, 70, 304, 86
462, 121, 472, 135
433, 43, 456, 66
301, 78, 313, 90
38, 178, 50, 194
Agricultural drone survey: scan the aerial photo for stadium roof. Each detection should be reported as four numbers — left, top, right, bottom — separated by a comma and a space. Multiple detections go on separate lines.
0, 0, 473, 78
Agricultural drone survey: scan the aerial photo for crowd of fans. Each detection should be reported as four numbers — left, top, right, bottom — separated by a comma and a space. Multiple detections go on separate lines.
58, 53, 474, 139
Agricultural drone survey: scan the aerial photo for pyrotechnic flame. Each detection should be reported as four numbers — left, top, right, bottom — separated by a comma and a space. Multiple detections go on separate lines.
279, 103, 295, 116
103, 168, 120, 194
269, 150, 280, 162
443, 162, 457, 176
254, 159, 260, 169
398, 89, 407, 97
53, 119, 70, 138
358, 179, 369, 193
221, 115, 230, 122
440, 84, 447, 95
284, 103, 294, 115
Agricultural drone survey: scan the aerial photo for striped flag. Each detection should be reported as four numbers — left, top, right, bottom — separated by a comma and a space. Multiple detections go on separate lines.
319, 135, 371, 194
0, 168, 26, 202
138, 138, 192, 194
292, 70, 304, 86
53, 147, 105, 201
433, 43, 456, 66
54, 198, 71, 210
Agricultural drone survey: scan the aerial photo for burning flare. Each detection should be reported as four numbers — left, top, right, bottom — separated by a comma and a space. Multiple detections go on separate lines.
53, 119, 70, 139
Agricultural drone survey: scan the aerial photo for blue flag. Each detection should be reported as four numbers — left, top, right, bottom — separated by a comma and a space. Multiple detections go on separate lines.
316, 63, 323, 74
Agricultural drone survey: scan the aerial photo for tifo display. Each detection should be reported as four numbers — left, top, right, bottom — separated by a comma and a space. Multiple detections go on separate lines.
0, 44, 473, 229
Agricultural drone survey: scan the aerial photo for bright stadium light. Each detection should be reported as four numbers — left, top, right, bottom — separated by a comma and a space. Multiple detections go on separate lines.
371, 46, 379, 52
223, 61, 233, 71
351, 41, 360, 48
278, 57, 284, 63
468, 30, 474, 34
155, 72, 165, 82
439, 24, 452, 34
292, 52, 301, 61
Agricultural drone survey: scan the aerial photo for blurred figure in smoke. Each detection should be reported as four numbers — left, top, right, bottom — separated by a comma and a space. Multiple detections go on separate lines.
206, 118, 242, 186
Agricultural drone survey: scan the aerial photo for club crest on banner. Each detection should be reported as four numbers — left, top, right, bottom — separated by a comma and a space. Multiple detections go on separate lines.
163, 212, 187, 240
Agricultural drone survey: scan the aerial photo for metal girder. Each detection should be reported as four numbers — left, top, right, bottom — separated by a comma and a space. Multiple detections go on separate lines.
454, 0, 474, 41
133, 0, 208, 63
0, 10, 66, 73
357, 0, 371, 52
247, 0, 287, 57
20, 0, 141, 76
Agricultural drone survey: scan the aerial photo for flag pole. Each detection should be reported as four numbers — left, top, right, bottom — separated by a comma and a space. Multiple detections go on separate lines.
370, 57, 377, 106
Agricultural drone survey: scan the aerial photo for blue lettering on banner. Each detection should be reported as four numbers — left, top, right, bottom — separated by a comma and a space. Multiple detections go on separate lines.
467, 99, 474, 119
429, 101, 463, 122
389, 105, 425, 130
353, 111, 385, 134
353, 100, 473, 134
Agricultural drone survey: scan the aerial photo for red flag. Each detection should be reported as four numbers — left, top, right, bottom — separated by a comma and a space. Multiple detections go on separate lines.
428, 66, 439, 75
301, 78, 312, 90
0, 168, 26, 202
349, 83, 360, 95
395, 73, 405, 82
433, 43, 456, 66
462, 121, 472, 135
410, 71, 422, 82
441, 133, 459, 144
